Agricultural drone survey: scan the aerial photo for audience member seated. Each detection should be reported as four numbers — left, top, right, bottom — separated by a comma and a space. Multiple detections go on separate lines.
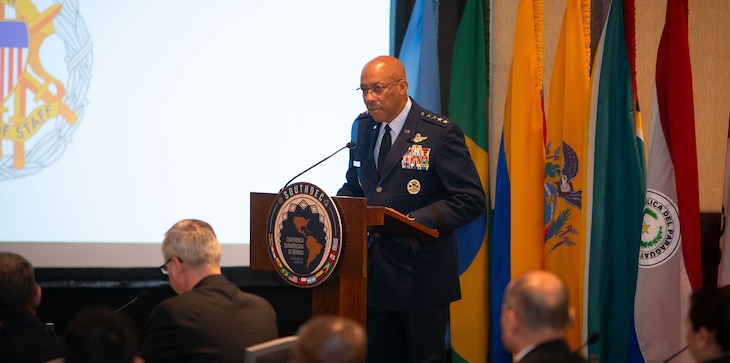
291, 315, 366, 363
686, 287, 730, 363
500, 270, 588, 363
64, 307, 143, 363
139, 219, 279, 363
0, 252, 64, 363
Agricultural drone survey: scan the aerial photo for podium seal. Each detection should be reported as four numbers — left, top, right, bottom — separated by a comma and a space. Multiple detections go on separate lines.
266, 182, 343, 287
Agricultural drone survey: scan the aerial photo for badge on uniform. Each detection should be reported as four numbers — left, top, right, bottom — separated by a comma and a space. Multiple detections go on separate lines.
401, 145, 430, 170
407, 179, 421, 195
409, 133, 428, 144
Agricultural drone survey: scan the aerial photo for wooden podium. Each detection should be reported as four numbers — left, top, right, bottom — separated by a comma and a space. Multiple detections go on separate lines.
249, 192, 438, 327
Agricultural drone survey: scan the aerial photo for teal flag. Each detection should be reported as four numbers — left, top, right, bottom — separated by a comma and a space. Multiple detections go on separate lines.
584, 0, 646, 362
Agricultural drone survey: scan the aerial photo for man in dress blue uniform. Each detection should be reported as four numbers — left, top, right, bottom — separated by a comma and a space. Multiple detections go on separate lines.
338, 55, 486, 362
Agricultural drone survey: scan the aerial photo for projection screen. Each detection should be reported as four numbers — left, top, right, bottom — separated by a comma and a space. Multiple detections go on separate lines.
0, 0, 391, 267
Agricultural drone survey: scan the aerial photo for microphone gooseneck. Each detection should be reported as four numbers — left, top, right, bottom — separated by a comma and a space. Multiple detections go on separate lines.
280, 141, 356, 191
572, 332, 600, 354
114, 290, 148, 314
661, 345, 689, 363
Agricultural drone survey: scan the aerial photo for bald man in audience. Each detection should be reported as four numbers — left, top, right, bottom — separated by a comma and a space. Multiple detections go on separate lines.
500, 270, 588, 363
291, 315, 366, 363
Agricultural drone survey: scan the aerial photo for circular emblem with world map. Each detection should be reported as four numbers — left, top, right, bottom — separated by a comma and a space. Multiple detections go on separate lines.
266, 182, 343, 288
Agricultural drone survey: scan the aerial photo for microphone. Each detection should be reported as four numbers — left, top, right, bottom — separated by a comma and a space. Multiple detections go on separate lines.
572, 332, 600, 354
280, 141, 356, 191
661, 345, 688, 363
114, 290, 148, 314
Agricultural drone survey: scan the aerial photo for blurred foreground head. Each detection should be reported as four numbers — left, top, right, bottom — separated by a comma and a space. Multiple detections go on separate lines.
292, 315, 366, 363
65, 307, 143, 363
0, 252, 40, 318
686, 287, 730, 362
500, 270, 573, 352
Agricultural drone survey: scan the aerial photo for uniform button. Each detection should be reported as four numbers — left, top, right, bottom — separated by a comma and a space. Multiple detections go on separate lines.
376, 186, 383, 193
373, 233, 381, 238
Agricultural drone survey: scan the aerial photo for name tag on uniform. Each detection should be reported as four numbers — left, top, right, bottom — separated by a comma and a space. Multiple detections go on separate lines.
353, 160, 361, 167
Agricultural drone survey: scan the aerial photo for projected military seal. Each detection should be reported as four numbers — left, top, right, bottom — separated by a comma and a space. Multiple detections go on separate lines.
266, 182, 343, 287
0, 0, 92, 180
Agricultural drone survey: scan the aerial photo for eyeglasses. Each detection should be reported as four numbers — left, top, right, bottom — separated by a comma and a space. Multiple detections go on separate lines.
356, 79, 401, 96
160, 257, 173, 275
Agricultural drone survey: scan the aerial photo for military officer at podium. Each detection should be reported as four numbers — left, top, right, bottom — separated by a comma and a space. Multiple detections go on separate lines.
337, 55, 486, 363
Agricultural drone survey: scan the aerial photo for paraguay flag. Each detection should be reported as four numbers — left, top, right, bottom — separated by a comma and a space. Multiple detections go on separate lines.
718, 113, 730, 288
633, 1, 702, 362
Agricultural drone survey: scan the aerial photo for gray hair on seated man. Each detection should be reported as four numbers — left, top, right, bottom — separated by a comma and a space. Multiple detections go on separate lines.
139, 219, 279, 363
162, 219, 221, 270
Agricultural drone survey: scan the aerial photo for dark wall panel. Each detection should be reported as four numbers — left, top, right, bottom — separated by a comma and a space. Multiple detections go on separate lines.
35, 268, 312, 340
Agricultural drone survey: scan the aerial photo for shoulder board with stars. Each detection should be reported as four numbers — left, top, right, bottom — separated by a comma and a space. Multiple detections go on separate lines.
419, 111, 450, 127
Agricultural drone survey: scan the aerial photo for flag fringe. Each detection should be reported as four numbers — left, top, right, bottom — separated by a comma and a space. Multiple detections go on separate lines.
581, 0, 591, 76
533, 0, 544, 86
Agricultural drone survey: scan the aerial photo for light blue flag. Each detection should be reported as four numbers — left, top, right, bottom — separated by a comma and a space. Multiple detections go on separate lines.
399, 0, 440, 113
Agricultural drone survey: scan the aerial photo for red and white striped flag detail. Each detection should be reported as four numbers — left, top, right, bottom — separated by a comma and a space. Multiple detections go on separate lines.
0, 20, 29, 103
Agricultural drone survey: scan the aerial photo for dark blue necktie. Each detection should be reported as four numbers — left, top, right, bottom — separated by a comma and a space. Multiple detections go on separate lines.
378, 124, 391, 174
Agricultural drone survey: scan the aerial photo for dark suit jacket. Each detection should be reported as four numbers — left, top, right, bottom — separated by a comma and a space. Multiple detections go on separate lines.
139, 274, 278, 363
0, 315, 64, 363
705, 352, 730, 363
338, 100, 486, 310
519, 339, 589, 363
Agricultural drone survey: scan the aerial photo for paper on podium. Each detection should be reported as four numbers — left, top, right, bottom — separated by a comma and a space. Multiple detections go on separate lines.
366, 206, 439, 238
